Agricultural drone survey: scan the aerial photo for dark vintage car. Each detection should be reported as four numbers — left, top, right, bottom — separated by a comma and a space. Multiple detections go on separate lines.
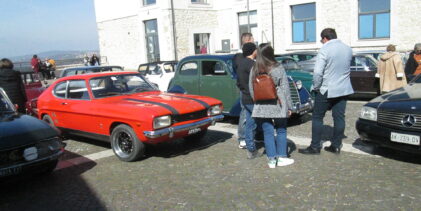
356, 75, 421, 154
0, 88, 64, 179
20, 70, 46, 116
168, 54, 313, 117
58, 65, 124, 78
280, 51, 380, 97
36, 72, 224, 162
275, 56, 313, 91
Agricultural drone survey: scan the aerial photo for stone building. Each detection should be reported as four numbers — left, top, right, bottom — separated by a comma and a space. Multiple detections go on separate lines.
94, 0, 421, 70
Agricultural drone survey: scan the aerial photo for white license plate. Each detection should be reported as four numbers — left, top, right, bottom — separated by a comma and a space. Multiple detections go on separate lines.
188, 127, 201, 135
390, 132, 420, 146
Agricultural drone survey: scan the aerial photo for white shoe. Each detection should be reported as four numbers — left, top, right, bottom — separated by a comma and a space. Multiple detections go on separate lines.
268, 159, 277, 168
277, 157, 294, 166
238, 140, 246, 149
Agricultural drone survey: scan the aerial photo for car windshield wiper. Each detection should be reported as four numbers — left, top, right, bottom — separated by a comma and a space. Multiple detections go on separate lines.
128, 87, 153, 93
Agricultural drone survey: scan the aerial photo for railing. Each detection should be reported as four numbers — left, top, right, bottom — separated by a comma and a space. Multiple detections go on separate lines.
13, 56, 108, 72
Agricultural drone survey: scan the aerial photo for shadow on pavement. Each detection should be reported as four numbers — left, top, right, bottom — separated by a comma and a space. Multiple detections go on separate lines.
352, 138, 421, 164
0, 151, 106, 210
143, 129, 233, 159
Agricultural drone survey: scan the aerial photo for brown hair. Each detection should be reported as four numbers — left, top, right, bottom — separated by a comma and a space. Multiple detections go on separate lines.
241, 33, 253, 45
251, 44, 277, 81
0, 58, 14, 69
386, 44, 396, 52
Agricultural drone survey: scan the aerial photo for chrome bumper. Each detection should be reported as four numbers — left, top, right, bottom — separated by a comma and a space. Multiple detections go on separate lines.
293, 101, 313, 115
144, 114, 224, 139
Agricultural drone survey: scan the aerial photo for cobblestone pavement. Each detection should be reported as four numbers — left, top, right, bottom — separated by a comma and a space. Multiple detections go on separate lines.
1, 101, 420, 210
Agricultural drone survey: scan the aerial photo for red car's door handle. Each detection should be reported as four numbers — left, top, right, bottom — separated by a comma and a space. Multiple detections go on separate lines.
61, 102, 68, 105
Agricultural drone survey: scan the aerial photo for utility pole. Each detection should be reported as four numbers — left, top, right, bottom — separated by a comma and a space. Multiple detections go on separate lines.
247, 0, 250, 33
171, 0, 178, 61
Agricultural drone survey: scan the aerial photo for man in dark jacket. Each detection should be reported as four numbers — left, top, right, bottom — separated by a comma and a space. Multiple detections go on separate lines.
404, 43, 421, 82
0, 58, 27, 113
234, 33, 254, 149
236, 42, 260, 159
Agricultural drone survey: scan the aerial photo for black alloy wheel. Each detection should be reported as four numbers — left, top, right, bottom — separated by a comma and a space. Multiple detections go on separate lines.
111, 124, 145, 162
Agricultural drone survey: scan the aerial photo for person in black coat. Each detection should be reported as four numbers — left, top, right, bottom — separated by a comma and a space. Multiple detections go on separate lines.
0, 58, 27, 113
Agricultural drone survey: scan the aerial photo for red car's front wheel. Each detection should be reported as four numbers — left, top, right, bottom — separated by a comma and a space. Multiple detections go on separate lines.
111, 124, 145, 162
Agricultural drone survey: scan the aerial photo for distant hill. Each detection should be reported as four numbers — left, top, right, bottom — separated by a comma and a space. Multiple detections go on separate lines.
10, 50, 99, 62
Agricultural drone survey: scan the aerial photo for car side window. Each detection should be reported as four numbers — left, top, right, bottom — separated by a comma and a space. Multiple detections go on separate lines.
163, 64, 174, 73
68, 80, 90, 100
202, 61, 226, 76
138, 65, 148, 72
179, 62, 198, 75
54, 81, 67, 98
64, 70, 76, 77
352, 56, 370, 71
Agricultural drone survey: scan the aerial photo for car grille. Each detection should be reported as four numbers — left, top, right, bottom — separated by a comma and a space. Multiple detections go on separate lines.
288, 80, 300, 104
172, 109, 208, 123
377, 110, 421, 131
0, 138, 59, 168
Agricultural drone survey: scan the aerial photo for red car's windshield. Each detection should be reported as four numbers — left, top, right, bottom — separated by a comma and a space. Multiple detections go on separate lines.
89, 74, 157, 98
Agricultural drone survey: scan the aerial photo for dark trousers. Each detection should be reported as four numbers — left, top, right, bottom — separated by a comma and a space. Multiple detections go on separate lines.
311, 91, 347, 149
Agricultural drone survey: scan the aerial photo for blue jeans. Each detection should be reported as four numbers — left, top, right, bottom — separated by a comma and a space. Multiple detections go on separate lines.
255, 118, 288, 159
237, 96, 246, 143
311, 91, 347, 149
243, 104, 257, 152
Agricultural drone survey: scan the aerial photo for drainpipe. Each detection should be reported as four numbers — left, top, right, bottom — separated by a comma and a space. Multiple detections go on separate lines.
271, 0, 274, 46
171, 0, 178, 61
247, 0, 250, 33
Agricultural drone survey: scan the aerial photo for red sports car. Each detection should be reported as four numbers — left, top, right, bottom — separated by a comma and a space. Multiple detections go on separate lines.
36, 72, 224, 161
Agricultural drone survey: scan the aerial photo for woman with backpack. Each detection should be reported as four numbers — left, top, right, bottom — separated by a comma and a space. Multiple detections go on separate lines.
248, 44, 294, 168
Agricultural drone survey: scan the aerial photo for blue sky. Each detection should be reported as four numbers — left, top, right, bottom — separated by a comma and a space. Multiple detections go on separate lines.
0, 0, 99, 58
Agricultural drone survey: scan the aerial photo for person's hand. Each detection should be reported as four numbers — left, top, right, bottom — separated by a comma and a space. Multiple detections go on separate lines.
288, 110, 292, 117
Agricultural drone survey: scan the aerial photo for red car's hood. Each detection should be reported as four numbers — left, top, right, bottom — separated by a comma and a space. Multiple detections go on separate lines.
97, 91, 221, 116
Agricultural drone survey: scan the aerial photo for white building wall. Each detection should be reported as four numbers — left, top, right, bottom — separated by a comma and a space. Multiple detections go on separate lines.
97, 15, 142, 70
94, 0, 421, 69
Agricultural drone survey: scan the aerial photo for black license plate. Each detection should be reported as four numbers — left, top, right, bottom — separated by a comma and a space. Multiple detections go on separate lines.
0, 166, 22, 177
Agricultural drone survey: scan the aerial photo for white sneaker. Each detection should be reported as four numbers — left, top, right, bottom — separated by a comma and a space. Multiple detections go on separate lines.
268, 159, 277, 168
277, 157, 294, 166
238, 140, 246, 149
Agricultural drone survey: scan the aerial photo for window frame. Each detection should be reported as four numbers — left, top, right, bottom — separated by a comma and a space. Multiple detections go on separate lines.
191, 0, 207, 4
291, 3, 316, 43
358, 0, 390, 39
143, 0, 156, 6
238, 10, 258, 45
144, 19, 160, 62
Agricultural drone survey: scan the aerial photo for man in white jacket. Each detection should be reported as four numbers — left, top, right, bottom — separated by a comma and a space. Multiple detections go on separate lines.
299, 28, 354, 155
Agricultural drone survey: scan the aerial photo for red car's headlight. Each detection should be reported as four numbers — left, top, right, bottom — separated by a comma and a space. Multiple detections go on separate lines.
208, 105, 222, 116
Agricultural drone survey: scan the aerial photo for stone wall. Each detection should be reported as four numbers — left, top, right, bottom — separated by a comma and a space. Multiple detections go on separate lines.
97, 16, 142, 70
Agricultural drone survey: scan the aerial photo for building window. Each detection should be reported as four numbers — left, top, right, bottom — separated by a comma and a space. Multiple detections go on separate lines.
359, 0, 390, 39
194, 33, 210, 54
144, 19, 160, 62
238, 10, 257, 45
191, 0, 207, 3
143, 0, 156, 5
291, 3, 316, 43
